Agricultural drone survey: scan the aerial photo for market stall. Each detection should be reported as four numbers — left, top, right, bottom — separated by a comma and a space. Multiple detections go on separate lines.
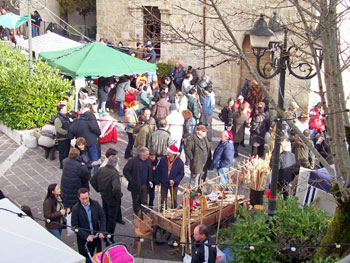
296, 166, 337, 215
146, 159, 272, 255
17, 31, 82, 58
39, 42, 156, 111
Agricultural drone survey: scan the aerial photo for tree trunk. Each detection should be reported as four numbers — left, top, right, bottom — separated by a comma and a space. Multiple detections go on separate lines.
314, 197, 350, 258
60, 12, 68, 24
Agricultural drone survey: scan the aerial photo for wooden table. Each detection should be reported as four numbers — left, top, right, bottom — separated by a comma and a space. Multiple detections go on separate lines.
150, 202, 237, 239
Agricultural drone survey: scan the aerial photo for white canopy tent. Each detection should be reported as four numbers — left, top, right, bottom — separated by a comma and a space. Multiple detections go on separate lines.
0, 198, 85, 263
17, 31, 82, 58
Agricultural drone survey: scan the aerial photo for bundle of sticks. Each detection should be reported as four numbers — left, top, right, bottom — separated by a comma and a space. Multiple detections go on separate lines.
240, 156, 270, 191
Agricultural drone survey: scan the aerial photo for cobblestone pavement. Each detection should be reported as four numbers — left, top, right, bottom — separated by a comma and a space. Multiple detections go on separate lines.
0, 110, 251, 262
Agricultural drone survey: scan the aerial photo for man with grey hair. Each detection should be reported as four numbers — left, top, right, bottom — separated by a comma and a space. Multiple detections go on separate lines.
185, 125, 212, 188
90, 155, 123, 243
123, 147, 151, 216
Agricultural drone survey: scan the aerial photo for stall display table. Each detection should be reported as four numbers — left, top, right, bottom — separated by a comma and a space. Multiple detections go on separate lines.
96, 113, 117, 144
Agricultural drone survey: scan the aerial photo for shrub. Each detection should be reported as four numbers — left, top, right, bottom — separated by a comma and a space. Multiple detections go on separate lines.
0, 43, 73, 129
157, 62, 173, 78
306, 256, 340, 263
220, 196, 332, 263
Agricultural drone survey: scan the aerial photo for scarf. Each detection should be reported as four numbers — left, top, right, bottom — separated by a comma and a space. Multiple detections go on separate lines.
56, 195, 65, 224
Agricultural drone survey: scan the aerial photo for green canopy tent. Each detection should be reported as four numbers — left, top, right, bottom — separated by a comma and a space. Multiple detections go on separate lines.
39, 42, 156, 110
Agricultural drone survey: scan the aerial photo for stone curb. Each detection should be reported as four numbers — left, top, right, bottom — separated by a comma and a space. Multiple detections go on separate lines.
0, 122, 38, 146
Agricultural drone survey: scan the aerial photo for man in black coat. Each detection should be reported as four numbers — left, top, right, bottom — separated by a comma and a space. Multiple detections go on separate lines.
68, 106, 101, 172
123, 147, 151, 216
191, 224, 217, 263
71, 188, 106, 263
90, 155, 124, 243
61, 148, 90, 209
278, 140, 296, 200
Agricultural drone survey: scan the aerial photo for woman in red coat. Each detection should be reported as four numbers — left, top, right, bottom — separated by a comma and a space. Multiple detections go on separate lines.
309, 102, 325, 139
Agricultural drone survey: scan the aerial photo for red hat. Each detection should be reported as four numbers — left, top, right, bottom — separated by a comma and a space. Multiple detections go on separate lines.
167, 145, 179, 155
225, 130, 233, 141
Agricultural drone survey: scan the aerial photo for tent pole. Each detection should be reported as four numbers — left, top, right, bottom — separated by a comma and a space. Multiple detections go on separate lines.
75, 83, 79, 112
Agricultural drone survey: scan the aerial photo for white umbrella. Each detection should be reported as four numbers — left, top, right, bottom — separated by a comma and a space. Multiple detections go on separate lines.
0, 198, 85, 263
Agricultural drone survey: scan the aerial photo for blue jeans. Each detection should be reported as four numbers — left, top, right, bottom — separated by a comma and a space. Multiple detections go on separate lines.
147, 72, 157, 83
98, 101, 106, 113
47, 228, 62, 239
218, 167, 229, 185
32, 25, 38, 37
87, 144, 99, 172
117, 101, 124, 116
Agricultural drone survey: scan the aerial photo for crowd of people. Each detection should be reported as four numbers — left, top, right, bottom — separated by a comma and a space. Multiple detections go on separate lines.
34, 56, 333, 262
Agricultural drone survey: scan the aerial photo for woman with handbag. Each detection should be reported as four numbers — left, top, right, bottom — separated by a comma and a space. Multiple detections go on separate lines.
43, 183, 70, 240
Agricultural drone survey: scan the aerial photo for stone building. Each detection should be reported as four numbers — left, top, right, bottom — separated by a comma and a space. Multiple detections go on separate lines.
18, 0, 96, 39
96, 0, 313, 109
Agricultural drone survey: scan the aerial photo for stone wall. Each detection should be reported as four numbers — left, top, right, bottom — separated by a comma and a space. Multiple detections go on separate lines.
18, 0, 96, 38
96, 0, 312, 108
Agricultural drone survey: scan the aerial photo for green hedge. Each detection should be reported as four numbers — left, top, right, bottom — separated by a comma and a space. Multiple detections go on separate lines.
220, 196, 332, 263
0, 43, 73, 129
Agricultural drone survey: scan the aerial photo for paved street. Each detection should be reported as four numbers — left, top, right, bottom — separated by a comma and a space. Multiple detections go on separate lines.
0, 110, 251, 262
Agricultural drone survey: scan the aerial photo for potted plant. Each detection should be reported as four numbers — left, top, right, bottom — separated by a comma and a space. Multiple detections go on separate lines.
156, 62, 173, 84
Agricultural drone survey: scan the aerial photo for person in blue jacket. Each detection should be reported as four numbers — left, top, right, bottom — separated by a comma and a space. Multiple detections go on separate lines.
169, 62, 185, 89
156, 145, 184, 209
211, 130, 235, 185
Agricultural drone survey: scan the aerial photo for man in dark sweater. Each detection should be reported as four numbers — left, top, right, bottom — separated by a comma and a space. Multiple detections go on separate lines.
191, 224, 216, 263
90, 155, 124, 243
123, 147, 151, 216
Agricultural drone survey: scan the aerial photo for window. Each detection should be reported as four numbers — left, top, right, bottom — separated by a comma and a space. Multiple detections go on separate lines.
143, 6, 161, 58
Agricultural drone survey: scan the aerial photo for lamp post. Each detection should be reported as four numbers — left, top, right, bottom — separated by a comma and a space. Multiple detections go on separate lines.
27, 0, 33, 75
11, 0, 47, 76
249, 13, 322, 216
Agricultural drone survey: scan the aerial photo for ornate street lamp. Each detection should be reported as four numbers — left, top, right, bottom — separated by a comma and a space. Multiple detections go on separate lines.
249, 14, 274, 49
249, 13, 322, 216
